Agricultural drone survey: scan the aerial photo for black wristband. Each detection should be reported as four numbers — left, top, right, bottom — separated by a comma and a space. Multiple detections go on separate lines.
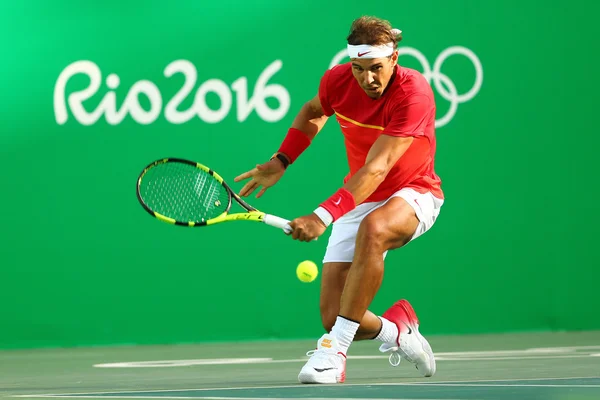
271, 153, 290, 169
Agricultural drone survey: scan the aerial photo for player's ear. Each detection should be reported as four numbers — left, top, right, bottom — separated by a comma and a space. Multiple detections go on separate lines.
391, 50, 399, 66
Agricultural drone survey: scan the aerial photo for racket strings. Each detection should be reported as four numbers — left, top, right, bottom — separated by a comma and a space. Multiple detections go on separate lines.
140, 162, 230, 222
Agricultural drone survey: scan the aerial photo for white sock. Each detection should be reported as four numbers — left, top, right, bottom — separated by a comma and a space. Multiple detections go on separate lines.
330, 316, 359, 355
374, 317, 399, 344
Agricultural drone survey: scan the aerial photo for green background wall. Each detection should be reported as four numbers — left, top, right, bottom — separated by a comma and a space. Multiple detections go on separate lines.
0, 1, 597, 349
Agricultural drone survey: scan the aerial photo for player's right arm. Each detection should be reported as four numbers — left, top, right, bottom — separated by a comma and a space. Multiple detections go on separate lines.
234, 94, 329, 198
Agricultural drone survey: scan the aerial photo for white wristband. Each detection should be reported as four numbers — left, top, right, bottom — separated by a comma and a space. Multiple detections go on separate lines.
313, 206, 334, 227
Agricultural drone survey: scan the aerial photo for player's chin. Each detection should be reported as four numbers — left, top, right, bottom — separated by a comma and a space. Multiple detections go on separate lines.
363, 87, 381, 98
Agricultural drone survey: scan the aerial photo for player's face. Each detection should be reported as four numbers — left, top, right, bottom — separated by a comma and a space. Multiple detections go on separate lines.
351, 52, 398, 99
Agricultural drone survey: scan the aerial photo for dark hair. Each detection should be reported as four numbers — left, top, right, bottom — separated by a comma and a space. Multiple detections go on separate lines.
346, 16, 403, 49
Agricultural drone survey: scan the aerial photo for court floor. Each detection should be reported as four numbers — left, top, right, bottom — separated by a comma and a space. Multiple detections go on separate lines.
2, 331, 599, 400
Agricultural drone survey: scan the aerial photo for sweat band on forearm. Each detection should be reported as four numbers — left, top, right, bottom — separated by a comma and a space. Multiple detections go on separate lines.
318, 188, 356, 223
277, 128, 312, 164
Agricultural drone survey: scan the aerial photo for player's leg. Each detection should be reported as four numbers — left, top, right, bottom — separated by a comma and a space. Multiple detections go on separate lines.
341, 189, 442, 378
337, 196, 418, 322
298, 204, 412, 384
298, 203, 386, 384
327, 189, 441, 378
320, 196, 418, 373
319, 262, 383, 340
318, 203, 389, 343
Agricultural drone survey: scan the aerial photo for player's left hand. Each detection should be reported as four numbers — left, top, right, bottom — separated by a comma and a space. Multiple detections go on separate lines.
288, 213, 327, 242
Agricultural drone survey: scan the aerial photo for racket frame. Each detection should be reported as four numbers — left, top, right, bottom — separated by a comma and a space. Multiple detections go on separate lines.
136, 158, 289, 231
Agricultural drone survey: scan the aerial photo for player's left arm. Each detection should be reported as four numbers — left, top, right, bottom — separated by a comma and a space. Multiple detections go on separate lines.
341, 94, 432, 204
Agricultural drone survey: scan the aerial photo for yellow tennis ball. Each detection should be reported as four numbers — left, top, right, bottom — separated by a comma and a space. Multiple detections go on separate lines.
296, 260, 318, 283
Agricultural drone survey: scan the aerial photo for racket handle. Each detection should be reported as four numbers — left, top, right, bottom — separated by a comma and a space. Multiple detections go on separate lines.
263, 214, 292, 234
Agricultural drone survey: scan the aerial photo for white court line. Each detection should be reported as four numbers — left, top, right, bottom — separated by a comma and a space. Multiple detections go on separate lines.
422, 384, 600, 388
267, 354, 595, 362
93, 353, 600, 368
94, 359, 274, 368
92, 346, 600, 368
12, 376, 600, 398
12, 397, 470, 400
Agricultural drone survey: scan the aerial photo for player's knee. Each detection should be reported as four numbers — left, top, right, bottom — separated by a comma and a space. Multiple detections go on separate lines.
357, 214, 391, 249
359, 212, 414, 250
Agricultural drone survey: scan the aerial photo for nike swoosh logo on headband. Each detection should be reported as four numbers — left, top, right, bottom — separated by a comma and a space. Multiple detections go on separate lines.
357, 51, 371, 57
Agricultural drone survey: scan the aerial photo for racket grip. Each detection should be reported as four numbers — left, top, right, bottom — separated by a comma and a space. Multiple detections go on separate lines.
263, 214, 292, 234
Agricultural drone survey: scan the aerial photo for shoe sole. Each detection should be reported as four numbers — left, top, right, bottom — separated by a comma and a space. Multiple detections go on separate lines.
298, 370, 345, 384
399, 300, 436, 377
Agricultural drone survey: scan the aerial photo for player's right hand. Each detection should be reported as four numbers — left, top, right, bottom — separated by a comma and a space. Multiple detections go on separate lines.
234, 158, 286, 198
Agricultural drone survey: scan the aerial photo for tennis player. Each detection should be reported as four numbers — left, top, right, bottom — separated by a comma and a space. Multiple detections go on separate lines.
235, 15, 443, 383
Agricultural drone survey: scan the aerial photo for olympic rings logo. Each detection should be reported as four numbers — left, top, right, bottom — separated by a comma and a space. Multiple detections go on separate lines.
329, 46, 483, 128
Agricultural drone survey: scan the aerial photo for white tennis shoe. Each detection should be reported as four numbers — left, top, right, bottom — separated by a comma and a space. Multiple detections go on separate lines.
298, 333, 347, 384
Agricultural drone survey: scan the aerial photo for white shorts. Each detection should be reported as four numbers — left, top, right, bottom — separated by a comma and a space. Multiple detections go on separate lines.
322, 188, 444, 263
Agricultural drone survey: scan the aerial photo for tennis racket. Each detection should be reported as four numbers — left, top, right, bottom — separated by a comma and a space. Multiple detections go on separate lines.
136, 158, 292, 233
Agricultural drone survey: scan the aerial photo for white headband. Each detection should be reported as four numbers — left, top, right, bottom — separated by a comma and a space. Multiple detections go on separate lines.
346, 29, 402, 59
347, 43, 394, 59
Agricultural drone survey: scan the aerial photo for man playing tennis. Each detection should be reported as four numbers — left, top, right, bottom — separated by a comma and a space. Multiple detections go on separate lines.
235, 16, 443, 384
